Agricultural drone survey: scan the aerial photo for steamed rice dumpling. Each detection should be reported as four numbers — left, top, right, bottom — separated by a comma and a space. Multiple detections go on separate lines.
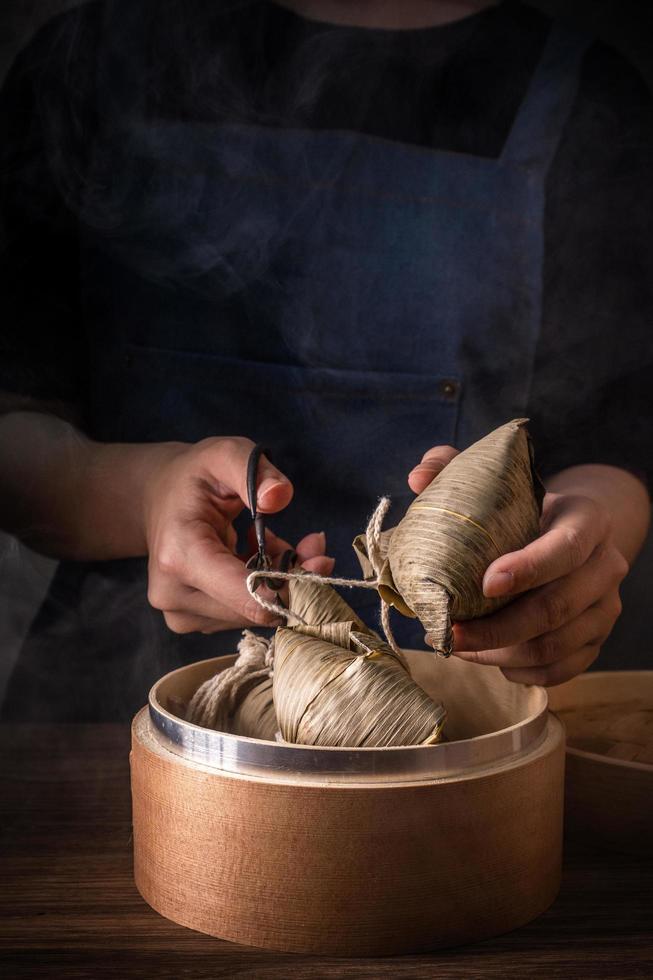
187, 418, 541, 745
230, 675, 277, 740
187, 574, 446, 748
272, 575, 446, 747
186, 630, 278, 740
355, 419, 543, 656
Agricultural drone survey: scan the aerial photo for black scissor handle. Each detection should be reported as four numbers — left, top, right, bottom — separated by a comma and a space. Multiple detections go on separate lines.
264, 547, 297, 594
245, 445, 296, 595
246, 444, 267, 561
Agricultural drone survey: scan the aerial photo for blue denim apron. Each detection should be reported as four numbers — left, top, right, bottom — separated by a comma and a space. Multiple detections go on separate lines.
2, 24, 588, 720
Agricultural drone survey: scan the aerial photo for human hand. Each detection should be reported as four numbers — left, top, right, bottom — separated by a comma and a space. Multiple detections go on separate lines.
451, 491, 628, 685
144, 436, 334, 634
407, 444, 460, 494
408, 448, 629, 686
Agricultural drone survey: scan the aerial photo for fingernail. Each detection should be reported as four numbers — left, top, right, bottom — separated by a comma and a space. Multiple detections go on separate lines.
308, 556, 335, 574
258, 477, 286, 501
483, 570, 513, 597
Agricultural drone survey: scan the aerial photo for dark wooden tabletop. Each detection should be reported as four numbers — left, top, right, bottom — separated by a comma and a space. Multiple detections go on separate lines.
1, 724, 651, 980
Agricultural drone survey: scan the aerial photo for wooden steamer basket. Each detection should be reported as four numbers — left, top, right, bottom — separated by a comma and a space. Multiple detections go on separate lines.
548, 670, 653, 854
131, 651, 565, 955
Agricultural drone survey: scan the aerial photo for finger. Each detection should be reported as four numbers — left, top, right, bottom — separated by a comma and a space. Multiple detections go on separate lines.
242, 528, 328, 565
408, 445, 459, 494
301, 555, 335, 576
454, 596, 618, 669
163, 611, 233, 635
197, 436, 294, 514
296, 531, 327, 562
152, 579, 283, 628
501, 644, 601, 688
152, 570, 284, 624
183, 532, 285, 626
483, 495, 608, 599
455, 543, 626, 652
239, 526, 290, 564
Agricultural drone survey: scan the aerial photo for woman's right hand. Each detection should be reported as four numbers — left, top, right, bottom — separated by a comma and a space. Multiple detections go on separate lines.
143, 436, 334, 634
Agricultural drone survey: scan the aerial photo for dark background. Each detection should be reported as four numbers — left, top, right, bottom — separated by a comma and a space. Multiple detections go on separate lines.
4, 0, 652, 86
0, 1, 651, 703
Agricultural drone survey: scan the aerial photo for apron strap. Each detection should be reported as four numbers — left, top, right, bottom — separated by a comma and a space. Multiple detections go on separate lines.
501, 22, 591, 171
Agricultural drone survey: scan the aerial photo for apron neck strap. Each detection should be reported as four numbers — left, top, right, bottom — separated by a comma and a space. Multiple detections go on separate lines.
500, 22, 591, 171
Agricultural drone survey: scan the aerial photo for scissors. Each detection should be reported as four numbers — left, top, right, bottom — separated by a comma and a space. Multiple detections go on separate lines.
245, 444, 296, 597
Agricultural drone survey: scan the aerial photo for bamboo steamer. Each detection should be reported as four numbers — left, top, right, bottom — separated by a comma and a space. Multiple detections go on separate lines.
549, 670, 653, 854
131, 651, 564, 955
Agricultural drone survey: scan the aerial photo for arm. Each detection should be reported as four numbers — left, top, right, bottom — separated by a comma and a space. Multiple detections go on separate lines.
444, 45, 653, 685
0, 23, 334, 638
0, 408, 176, 560
0, 407, 334, 632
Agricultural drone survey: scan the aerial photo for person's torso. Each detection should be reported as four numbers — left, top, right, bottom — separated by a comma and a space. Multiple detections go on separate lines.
4, 0, 590, 719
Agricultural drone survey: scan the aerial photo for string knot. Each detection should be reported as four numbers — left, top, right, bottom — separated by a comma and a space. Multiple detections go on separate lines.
245, 496, 402, 656
186, 630, 273, 730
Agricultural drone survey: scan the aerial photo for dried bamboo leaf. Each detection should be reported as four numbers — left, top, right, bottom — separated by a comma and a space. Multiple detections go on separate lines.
352, 526, 396, 580
273, 628, 445, 746
230, 676, 278, 741
287, 568, 382, 650
186, 631, 276, 739
289, 570, 375, 631
272, 575, 446, 747
359, 419, 543, 654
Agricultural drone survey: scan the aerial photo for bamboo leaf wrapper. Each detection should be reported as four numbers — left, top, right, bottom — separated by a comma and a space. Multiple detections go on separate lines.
355, 418, 543, 655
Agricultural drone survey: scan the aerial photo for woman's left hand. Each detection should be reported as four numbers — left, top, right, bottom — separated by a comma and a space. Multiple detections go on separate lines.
408, 450, 649, 687
450, 491, 629, 686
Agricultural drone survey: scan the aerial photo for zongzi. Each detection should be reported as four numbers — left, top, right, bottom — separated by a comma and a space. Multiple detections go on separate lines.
355, 419, 543, 656
272, 575, 446, 747
186, 573, 446, 748
186, 630, 278, 740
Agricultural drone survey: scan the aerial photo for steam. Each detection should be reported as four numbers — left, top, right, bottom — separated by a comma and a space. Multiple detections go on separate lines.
1, 0, 651, 722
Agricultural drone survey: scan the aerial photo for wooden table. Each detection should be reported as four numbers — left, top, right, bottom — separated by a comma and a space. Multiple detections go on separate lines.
1, 725, 651, 979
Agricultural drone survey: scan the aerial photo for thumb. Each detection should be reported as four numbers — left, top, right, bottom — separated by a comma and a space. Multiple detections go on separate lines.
201, 437, 294, 514
408, 445, 459, 494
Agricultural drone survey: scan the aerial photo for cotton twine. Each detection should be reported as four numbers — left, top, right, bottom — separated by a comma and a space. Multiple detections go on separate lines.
245, 495, 401, 655
184, 419, 540, 743
186, 629, 276, 733
378, 419, 542, 654
185, 497, 408, 738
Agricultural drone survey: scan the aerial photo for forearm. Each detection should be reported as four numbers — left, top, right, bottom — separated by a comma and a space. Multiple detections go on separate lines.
0, 411, 185, 560
544, 464, 651, 566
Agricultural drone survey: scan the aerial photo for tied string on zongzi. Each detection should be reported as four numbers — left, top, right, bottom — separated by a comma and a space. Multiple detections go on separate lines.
185, 419, 542, 746
186, 629, 277, 738
248, 419, 542, 657
187, 570, 446, 746
359, 418, 544, 655
246, 493, 402, 656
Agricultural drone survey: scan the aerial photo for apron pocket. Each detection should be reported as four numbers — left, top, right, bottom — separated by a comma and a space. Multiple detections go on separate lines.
98, 342, 461, 580
113, 343, 462, 477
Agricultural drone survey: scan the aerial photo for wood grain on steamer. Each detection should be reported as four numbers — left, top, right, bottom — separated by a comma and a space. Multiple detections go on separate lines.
549, 671, 653, 854
556, 699, 653, 764
131, 708, 564, 955
2, 723, 652, 979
